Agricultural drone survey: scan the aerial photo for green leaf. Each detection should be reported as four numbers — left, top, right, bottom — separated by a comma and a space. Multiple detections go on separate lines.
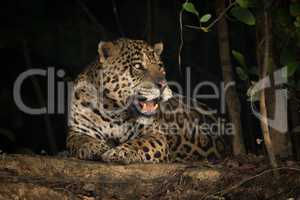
294, 20, 300, 28
182, 2, 199, 16
236, 0, 255, 8
287, 62, 300, 77
230, 6, 256, 25
236, 67, 249, 80
290, 3, 300, 17
232, 50, 247, 68
200, 14, 212, 23
236, 0, 249, 8
246, 82, 260, 102
282, 63, 300, 79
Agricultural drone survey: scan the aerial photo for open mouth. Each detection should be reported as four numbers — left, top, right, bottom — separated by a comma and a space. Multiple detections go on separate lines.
133, 98, 160, 116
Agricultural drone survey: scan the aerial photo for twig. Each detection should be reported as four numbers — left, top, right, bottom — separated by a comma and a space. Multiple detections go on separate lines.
259, 10, 279, 176
207, 1, 236, 30
200, 173, 226, 200
258, 37, 266, 50
184, 24, 202, 30
203, 167, 300, 199
265, 185, 300, 200
147, 168, 186, 200
185, 1, 237, 31
180, 0, 236, 74
178, 8, 184, 73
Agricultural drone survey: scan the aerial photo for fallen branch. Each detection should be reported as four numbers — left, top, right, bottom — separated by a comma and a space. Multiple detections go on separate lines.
0, 154, 222, 200
203, 167, 300, 199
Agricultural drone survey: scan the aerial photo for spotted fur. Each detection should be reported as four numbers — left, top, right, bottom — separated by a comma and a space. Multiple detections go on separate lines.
67, 38, 228, 163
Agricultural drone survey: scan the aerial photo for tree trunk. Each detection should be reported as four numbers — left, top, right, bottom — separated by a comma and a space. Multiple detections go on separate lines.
256, 1, 292, 159
256, 8, 278, 173
215, 0, 246, 155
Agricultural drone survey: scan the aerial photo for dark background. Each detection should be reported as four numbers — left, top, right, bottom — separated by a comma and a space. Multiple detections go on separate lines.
0, 0, 261, 155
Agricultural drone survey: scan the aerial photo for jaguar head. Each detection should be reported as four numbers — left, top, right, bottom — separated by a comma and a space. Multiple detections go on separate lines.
97, 38, 173, 117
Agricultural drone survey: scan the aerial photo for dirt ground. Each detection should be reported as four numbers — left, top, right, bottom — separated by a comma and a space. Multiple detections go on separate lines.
0, 154, 299, 200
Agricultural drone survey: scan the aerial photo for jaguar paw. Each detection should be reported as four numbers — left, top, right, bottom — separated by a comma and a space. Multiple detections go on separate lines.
101, 148, 141, 164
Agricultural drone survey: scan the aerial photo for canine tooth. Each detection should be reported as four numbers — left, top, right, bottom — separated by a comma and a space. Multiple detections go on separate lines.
142, 103, 147, 111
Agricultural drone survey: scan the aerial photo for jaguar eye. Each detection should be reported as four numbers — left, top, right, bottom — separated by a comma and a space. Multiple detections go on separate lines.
160, 68, 166, 75
134, 63, 143, 69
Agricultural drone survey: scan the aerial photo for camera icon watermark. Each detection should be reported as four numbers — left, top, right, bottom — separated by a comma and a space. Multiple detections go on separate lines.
249, 67, 288, 133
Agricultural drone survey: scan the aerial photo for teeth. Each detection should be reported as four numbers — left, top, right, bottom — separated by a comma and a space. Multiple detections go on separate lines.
139, 102, 158, 112
142, 103, 147, 111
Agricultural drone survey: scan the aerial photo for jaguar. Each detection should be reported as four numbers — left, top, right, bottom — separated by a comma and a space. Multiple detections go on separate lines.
67, 38, 228, 163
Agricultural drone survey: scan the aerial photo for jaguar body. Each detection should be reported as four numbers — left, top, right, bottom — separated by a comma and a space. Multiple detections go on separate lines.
67, 38, 227, 163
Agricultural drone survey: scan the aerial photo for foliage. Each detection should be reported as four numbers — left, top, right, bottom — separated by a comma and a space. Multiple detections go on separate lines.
181, 0, 300, 103
182, 2, 199, 16
236, 0, 253, 8
231, 50, 260, 102
200, 14, 212, 23
182, 0, 256, 32
182, 1, 212, 32
232, 50, 247, 68
230, 6, 255, 25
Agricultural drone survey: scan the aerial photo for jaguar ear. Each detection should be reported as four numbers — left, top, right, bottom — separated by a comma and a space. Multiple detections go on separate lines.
98, 41, 117, 63
153, 42, 163, 56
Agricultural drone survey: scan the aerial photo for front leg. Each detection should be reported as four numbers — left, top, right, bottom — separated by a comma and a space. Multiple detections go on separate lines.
101, 134, 170, 164
67, 131, 111, 160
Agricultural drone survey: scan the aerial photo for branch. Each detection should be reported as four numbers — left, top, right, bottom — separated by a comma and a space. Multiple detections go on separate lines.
206, 1, 236, 30
203, 167, 300, 199
178, 9, 183, 73
259, 9, 279, 176
185, 1, 236, 32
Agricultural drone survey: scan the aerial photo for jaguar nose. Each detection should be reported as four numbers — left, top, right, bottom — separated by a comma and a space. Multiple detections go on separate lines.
156, 79, 167, 89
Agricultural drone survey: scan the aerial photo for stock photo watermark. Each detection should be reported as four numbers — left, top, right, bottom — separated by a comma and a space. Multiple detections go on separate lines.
12, 67, 289, 134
